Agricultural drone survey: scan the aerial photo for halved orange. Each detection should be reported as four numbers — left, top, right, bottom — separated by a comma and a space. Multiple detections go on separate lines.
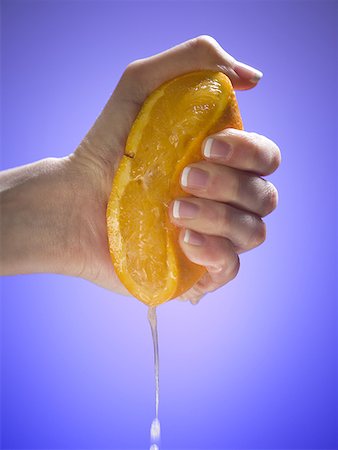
106, 70, 243, 306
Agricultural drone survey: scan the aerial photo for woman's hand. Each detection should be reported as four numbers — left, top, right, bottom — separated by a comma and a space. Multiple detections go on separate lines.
70, 35, 281, 302
0, 35, 281, 304
169, 128, 280, 303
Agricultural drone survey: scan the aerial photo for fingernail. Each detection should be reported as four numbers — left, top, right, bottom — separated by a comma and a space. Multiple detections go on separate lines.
173, 200, 199, 219
190, 297, 202, 305
207, 264, 223, 273
234, 61, 263, 83
183, 229, 205, 246
181, 167, 209, 189
203, 138, 232, 160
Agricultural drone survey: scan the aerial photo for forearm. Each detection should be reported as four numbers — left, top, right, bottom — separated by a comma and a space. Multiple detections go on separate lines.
0, 157, 77, 276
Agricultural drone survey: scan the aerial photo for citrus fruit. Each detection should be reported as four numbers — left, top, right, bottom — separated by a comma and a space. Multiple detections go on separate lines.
106, 70, 243, 306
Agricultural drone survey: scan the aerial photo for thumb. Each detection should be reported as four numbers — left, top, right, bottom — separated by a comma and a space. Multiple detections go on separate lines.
232, 60, 263, 88
117, 35, 263, 107
77, 36, 263, 174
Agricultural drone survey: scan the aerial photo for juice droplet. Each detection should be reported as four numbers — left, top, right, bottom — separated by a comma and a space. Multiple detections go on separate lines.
150, 417, 161, 442
148, 306, 161, 449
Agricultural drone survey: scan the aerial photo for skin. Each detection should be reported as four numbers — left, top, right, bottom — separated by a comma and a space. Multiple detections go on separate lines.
0, 35, 281, 304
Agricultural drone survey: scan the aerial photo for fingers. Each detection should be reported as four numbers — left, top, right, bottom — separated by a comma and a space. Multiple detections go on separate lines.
118, 35, 263, 105
170, 128, 281, 303
169, 198, 266, 254
178, 228, 240, 291
202, 129, 281, 176
179, 161, 278, 218
176, 228, 241, 304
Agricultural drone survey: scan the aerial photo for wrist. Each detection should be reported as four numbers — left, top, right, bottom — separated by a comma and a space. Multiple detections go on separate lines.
0, 157, 79, 276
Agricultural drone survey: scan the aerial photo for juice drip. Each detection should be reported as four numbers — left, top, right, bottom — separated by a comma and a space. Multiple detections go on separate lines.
148, 306, 161, 450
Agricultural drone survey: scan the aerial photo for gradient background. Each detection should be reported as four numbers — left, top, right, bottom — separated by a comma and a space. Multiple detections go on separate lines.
1, 1, 337, 449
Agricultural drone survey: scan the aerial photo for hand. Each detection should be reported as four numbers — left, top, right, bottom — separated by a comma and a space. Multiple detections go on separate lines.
70, 35, 281, 302
0, 35, 281, 304
169, 128, 280, 303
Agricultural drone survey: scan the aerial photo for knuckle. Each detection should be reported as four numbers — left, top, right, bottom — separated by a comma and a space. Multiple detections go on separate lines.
241, 215, 265, 250
188, 35, 220, 52
123, 59, 144, 79
251, 219, 266, 247
210, 169, 234, 199
217, 204, 231, 237
270, 143, 282, 173
248, 131, 262, 146
226, 253, 240, 281
249, 133, 282, 175
262, 182, 279, 216
120, 59, 147, 104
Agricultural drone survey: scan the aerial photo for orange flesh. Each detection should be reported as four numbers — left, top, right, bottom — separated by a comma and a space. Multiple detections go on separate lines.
106, 71, 243, 306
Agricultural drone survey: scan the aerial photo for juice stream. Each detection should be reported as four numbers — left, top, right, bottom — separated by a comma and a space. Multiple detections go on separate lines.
148, 306, 161, 450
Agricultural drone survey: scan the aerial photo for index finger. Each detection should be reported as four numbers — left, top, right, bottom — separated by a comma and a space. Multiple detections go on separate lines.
202, 128, 282, 176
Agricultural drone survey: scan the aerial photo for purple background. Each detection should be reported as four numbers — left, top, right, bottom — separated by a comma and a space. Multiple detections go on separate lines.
1, 1, 337, 449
